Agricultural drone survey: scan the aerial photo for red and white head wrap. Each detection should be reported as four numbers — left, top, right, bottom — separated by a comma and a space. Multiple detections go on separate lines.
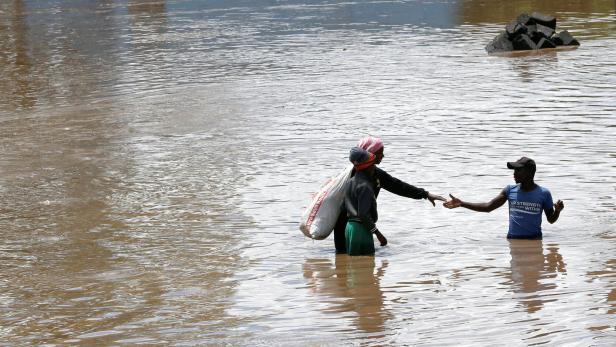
349, 147, 376, 171
357, 136, 384, 154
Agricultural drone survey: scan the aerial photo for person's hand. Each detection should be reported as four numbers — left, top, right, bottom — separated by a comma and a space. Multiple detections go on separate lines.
374, 229, 387, 246
554, 200, 564, 212
427, 193, 446, 207
443, 194, 462, 209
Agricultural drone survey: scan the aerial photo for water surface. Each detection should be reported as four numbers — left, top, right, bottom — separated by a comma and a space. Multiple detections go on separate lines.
1, 0, 615, 345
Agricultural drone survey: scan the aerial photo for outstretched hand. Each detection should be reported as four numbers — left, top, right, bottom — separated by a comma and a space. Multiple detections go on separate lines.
554, 200, 564, 212
443, 194, 462, 209
427, 193, 446, 207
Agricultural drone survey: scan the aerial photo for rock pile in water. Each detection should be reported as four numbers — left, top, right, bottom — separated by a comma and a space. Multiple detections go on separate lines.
486, 12, 580, 53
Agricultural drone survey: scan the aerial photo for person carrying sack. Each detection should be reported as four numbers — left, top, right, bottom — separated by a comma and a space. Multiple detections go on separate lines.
338, 139, 445, 255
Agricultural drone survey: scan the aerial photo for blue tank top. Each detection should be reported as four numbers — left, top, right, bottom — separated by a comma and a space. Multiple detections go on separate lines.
504, 184, 554, 238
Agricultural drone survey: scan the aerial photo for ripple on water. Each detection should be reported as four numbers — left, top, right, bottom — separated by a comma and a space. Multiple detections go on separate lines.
1, 1, 616, 345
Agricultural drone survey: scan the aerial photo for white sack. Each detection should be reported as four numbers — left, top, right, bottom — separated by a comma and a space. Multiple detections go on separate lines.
299, 166, 353, 240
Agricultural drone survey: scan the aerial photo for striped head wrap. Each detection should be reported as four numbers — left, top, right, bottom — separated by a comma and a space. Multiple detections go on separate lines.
357, 136, 384, 154
349, 147, 376, 171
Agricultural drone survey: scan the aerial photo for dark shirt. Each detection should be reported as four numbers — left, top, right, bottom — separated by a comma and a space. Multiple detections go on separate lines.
373, 167, 428, 200
345, 170, 379, 232
344, 167, 428, 233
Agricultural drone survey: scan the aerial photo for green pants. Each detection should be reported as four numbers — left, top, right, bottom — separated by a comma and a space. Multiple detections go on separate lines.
345, 221, 375, 256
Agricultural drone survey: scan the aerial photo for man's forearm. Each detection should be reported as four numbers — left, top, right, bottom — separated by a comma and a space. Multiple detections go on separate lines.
547, 210, 561, 223
460, 201, 494, 213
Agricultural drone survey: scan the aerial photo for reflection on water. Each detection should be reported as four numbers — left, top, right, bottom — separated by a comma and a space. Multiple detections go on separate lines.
610, 286, 616, 314
0, 0, 35, 109
586, 257, 616, 332
506, 240, 566, 313
1, 0, 616, 345
503, 49, 560, 83
303, 255, 390, 335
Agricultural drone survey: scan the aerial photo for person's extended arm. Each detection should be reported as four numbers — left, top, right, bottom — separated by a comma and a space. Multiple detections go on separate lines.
545, 200, 564, 223
444, 191, 507, 212
378, 168, 445, 206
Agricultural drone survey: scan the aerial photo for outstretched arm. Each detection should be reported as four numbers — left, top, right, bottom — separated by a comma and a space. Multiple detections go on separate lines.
545, 200, 564, 224
444, 191, 507, 212
377, 168, 445, 206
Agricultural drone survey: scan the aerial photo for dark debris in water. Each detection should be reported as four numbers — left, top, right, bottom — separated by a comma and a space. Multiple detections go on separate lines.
486, 12, 580, 54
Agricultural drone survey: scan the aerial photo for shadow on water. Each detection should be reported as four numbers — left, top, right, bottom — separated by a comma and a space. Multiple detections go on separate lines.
500, 49, 560, 84
504, 240, 566, 314
303, 255, 391, 336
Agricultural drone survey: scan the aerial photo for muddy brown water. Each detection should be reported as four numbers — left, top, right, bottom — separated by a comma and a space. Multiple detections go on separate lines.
1, 1, 615, 345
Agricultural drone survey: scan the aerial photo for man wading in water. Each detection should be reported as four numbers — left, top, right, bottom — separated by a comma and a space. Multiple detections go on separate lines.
444, 157, 564, 239
339, 139, 445, 255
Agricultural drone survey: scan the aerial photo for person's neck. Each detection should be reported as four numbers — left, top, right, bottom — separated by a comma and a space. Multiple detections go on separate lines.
520, 180, 536, 192
358, 166, 376, 177
366, 166, 376, 176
